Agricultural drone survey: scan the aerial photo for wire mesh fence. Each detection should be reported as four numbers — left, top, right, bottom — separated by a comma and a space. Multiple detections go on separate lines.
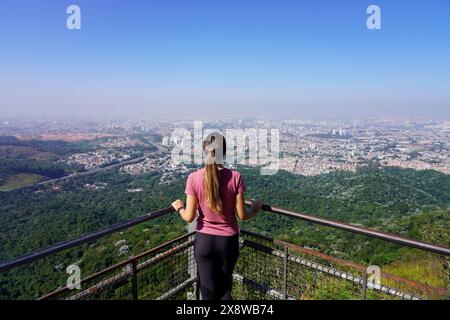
8, 229, 449, 301
233, 230, 363, 300
234, 230, 449, 300
40, 232, 198, 300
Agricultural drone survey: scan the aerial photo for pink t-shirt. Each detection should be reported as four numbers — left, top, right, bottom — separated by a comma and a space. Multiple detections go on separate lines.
185, 167, 245, 236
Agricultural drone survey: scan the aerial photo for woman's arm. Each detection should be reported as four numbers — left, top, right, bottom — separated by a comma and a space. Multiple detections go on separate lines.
171, 195, 198, 223
235, 193, 262, 221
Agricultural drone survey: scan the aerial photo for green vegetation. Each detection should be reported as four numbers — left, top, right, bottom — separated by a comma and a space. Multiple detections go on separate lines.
0, 136, 91, 191
0, 158, 73, 181
0, 173, 47, 191
0, 136, 93, 156
0, 145, 56, 160
0, 164, 448, 299
0, 135, 160, 191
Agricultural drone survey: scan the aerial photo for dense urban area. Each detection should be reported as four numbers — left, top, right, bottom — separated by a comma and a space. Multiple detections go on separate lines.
0, 117, 448, 188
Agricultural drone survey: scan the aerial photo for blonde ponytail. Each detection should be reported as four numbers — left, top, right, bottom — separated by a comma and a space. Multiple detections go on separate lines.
203, 133, 226, 215
204, 161, 223, 214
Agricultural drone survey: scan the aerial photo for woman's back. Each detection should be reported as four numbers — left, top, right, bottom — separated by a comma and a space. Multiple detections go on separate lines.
172, 132, 261, 300
185, 167, 245, 236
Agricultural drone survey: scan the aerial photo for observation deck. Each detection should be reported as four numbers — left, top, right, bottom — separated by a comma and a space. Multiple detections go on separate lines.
0, 202, 449, 300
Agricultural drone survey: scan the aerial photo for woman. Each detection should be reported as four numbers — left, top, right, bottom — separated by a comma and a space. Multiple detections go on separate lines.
171, 132, 262, 300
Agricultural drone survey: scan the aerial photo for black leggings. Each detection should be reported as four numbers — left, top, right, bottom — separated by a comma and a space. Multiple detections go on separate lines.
194, 232, 240, 300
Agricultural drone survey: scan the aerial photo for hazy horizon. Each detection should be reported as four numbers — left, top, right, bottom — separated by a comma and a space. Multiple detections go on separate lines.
1, 0, 450, 119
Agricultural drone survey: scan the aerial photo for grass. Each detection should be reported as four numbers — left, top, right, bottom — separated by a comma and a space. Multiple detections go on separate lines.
0, 145, 56, 160
0, 144, 56, 190
0, 173, 47, 191
383, 257, 448, 289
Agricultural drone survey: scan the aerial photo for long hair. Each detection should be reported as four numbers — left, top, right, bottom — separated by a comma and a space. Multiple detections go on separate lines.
203, 132, 226, 214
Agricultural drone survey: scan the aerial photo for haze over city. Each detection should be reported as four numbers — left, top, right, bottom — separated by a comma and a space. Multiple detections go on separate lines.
1, 0, 450, 119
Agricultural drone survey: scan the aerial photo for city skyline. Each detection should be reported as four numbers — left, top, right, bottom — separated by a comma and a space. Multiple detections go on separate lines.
1, 0, 450, 119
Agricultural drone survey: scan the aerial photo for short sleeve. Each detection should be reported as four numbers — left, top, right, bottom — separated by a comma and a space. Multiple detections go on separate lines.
236, 172, 246, 194
184, 173, 196, 196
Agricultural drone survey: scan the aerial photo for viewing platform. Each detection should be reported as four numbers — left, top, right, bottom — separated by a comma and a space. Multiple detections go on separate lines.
1, 203, 449, 300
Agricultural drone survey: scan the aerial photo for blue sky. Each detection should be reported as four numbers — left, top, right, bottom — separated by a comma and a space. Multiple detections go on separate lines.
1, 0, 449, 118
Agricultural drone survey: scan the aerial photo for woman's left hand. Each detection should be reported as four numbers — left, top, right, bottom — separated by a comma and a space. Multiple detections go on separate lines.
171, 199, 185, 212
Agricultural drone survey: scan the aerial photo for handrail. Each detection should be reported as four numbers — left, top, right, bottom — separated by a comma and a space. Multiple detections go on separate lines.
0, 206, 175, 272
245, 201, 450, 256
38, 232, 196, 300
1, 201, 450, 274
240, 229, 449, 297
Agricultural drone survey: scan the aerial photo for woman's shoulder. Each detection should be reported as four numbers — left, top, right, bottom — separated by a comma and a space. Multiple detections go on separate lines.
224, 168, 243, 179
188, 167, 241, 178
188, 167, 205, 179
227, 168, 245, 191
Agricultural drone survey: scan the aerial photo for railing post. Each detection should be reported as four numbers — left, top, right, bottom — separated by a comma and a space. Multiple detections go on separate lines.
361, 270, 368, 300
131, 260, 138, 300
187, 218, 199, 300
283, 246, 288, 300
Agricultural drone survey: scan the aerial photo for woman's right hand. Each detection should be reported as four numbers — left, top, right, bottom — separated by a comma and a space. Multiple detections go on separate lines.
250, 199, 263, 213
236, 195, 262, 221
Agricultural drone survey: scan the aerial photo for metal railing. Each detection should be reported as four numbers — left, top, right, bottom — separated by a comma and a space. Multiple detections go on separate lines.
235, 230, 449, 300
0, 206, 174, 273
30, 229, 449, 300
0, 202, 449, 300
38, 232, 198, 300
247, 201, 450, 256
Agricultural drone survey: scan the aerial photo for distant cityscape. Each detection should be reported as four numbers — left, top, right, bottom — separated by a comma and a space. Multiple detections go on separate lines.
0, 116, 448, 184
